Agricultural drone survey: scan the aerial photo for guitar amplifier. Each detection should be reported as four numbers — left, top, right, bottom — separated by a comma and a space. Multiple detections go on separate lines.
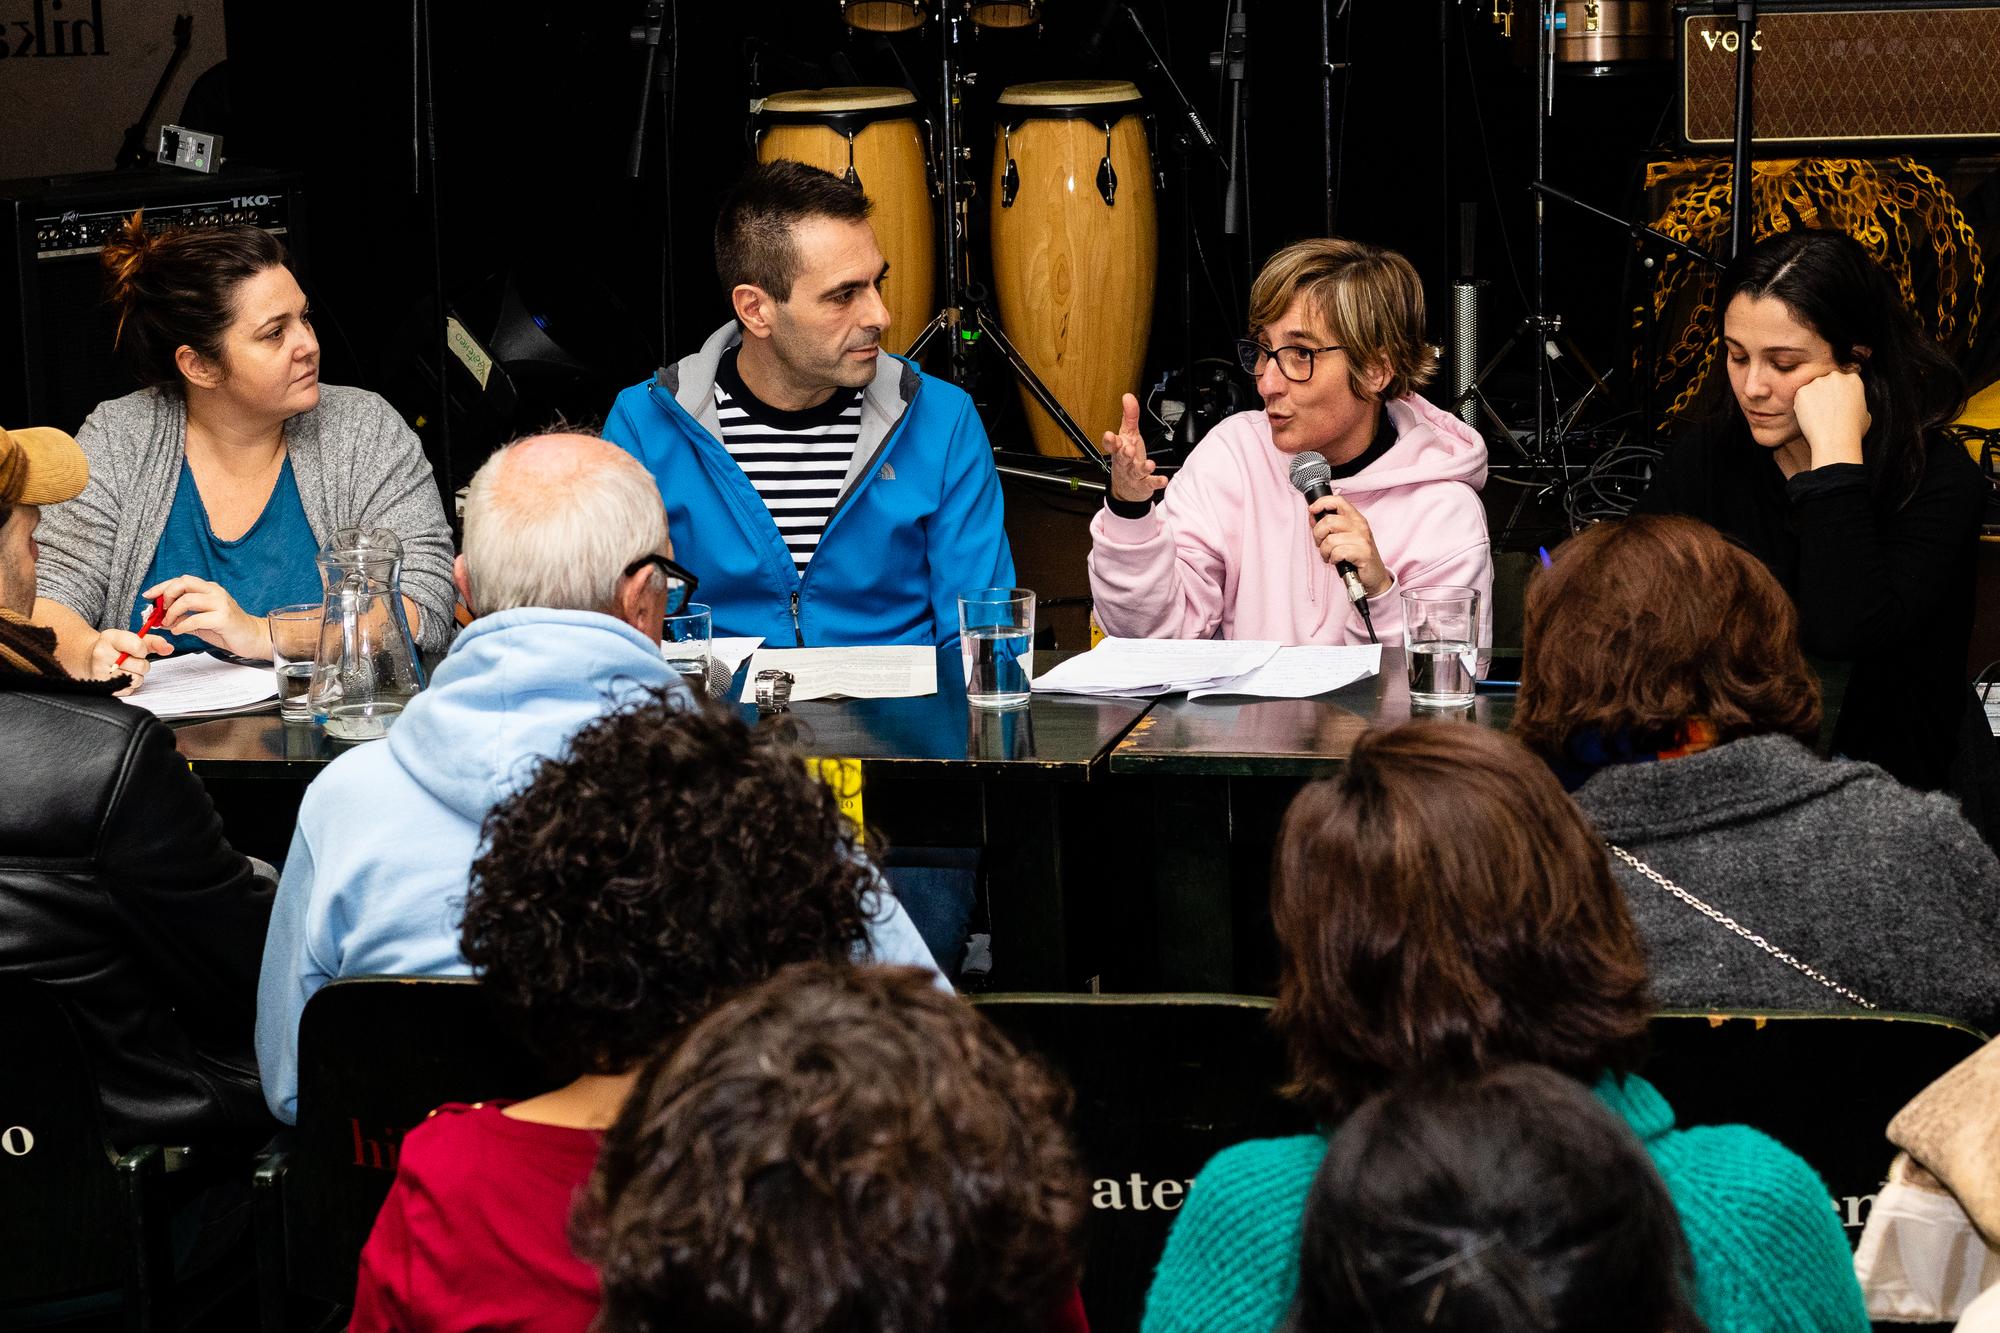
0, 165, 305, 433
1679, 1, 2000, 147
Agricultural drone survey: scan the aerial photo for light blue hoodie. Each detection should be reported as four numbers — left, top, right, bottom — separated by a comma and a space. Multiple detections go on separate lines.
254, 607, 941, 1123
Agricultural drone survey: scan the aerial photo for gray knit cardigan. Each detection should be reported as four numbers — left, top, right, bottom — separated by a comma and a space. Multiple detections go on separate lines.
35, 385, 456, 652
1574, 733, 2000, 1032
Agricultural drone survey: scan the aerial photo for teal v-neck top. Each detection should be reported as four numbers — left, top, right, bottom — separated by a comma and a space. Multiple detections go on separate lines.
130, 458, 323, 654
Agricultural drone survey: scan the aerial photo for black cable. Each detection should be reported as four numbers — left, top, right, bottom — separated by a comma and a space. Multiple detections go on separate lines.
1329, 0, 1354, 229
1357, 595, 1377, 644
418, 0, 451, 504
1456, 15, 1529, 309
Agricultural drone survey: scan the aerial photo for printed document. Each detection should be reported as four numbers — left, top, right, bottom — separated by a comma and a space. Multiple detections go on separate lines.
121, 653, 279, 718
739, 645, 937, 702
1187, 644, 1382, 699
1031, 638, 1282, 698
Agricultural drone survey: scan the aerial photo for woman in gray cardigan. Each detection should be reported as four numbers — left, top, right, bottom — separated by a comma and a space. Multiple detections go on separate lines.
1513, 514, 2000, 1033
32, 217, 454, 685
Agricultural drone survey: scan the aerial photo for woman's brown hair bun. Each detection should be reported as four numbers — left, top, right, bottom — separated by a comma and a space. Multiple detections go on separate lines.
95, 212, 291, 390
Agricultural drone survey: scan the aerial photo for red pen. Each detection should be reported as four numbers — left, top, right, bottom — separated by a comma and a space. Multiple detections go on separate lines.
115, 595, 166, 668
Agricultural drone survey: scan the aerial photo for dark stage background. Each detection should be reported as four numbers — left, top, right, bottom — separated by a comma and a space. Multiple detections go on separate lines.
215, 2, 1711, 489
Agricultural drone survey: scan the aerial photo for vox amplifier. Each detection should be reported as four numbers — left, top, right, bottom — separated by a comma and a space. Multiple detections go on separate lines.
1679, 2, 2000, 147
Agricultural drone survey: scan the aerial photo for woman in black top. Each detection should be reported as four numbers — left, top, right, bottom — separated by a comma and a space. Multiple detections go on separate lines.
1639, 228, 1985, 795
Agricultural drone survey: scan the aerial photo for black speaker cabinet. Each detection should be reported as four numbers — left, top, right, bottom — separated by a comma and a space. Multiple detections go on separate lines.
0, 165, 305, 433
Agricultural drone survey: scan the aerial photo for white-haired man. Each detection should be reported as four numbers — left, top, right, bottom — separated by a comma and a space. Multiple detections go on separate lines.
254, 434, 941, 1123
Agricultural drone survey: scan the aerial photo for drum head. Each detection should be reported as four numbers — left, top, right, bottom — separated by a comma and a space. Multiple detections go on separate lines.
841, 0, 927, 31
971, 1, 1039, 27
760, 86, 920, 115
996, 79, 1143, 107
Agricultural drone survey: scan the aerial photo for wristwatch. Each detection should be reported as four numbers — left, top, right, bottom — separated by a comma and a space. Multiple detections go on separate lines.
753, 668, 795, 712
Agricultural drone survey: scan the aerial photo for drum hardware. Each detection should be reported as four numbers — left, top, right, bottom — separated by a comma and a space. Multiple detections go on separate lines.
898, 6, 1113, 468
996, 121, 1119, 209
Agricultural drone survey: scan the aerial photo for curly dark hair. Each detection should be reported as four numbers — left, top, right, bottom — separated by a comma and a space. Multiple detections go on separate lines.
1272, 723, 1653, 1121
1291, 1065, 1706, 1333
578, 962, 1087, 1333
1511, 515, 1821, 763
460, 693, 878, 1078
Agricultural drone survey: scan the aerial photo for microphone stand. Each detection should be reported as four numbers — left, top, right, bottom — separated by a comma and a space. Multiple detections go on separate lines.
1218, 0, 1248, 237
628, 1, 677, 357
1122, 4, 1227, 448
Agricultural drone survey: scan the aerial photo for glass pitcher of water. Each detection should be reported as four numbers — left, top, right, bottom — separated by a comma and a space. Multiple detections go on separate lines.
307, 527, 427, 740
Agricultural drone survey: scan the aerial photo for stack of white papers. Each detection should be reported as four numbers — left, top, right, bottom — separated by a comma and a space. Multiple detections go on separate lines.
1187, 644, 1382, 699
122, 653, 279, 718
1034, 638, 1382, 700
1032, 638, 1282, 698
739, 645, 938, 702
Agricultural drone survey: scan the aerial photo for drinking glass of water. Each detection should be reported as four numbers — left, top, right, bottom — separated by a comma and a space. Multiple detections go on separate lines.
268, 603, 323, 722
1401, 586, 1480, 708
959, 587, 1035, 709
662, 603, 713, 695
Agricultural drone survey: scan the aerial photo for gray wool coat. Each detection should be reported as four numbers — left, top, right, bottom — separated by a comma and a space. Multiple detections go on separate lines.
1574, 733, 2000, 1032
34, 385, 456, 652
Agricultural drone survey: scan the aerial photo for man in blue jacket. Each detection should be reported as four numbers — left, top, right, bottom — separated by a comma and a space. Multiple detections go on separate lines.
603, 159, 1015, 647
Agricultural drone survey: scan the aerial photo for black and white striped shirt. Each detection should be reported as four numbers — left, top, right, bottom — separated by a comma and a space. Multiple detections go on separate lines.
714, 350, 863, 577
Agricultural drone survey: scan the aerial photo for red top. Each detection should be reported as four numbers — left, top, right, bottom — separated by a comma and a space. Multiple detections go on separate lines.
349, 1100, 1092, 1333
350, 1101, 601, 1333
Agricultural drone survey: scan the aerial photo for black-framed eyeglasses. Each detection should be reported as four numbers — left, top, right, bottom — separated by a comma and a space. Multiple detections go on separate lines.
623, 553, 699, 616
1236, 337, 1344, 383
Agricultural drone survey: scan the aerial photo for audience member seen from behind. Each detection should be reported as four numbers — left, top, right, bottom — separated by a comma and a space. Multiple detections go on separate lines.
31, 215, 454, 684
1636, 227, 1985, 798
351, 702, 922, 1332
1142, 723, 1867, 1333
1511, 514, 2000, 1029
0, 423, 273, 1148
1291, 1065, 1707, 1333
580, 962, 1089, 1333
1088, 237, 1491, 648
254, 433, 943, 1124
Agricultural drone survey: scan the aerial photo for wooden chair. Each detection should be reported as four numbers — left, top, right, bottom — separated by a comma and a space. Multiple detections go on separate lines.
0, 978, 176, 1330
253, 976, 547, 1332
972, 992, 1306, 1331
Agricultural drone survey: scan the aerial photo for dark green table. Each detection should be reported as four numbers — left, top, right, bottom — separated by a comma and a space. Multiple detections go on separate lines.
171, 646, 1152, 989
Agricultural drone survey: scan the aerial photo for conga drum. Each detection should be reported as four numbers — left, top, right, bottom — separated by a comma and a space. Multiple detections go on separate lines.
754, 88, 936, 357
989, 81, 1157, 459
839, 0, 928, 32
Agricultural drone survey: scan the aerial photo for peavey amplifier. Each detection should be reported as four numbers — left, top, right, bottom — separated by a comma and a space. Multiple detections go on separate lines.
1680, 1, 2000, 147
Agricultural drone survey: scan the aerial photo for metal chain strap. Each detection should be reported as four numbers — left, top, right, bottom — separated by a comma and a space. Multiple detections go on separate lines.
1606, 844, 1878, 1011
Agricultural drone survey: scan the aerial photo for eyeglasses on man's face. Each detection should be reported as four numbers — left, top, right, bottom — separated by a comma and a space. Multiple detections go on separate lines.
1235, 337, 1344, 384
623, 553, 699, 617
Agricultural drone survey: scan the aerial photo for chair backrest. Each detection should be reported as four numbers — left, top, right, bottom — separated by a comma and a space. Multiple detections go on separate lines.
0, 978, 139, 1305
283, 975, 550, 1306
973, 993, 1307, 1331
1645, 1011, 1987, 1246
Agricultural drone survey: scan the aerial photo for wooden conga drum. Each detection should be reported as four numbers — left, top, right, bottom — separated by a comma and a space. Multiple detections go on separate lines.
754, 87, 936, 357
990, 81, 1157, 459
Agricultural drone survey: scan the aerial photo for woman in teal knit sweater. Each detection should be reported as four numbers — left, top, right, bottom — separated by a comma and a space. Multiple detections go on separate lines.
1141, 723, 1868, 1333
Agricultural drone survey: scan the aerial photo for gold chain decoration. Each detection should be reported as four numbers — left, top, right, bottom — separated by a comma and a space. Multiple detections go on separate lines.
1637, 157, 1984, 427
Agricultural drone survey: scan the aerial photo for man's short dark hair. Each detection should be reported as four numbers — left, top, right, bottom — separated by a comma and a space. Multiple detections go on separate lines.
580, 962, 1087, 1333
715, 159, 874, 302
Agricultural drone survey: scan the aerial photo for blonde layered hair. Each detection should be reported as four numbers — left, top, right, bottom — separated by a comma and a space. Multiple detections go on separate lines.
1248, 238, 1437, 402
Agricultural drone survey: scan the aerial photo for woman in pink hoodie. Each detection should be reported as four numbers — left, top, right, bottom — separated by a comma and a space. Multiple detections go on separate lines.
1088, 238, 1492, 647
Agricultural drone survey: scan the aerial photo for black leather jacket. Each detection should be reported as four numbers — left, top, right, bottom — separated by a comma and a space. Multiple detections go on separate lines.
0, 664, 275, 1147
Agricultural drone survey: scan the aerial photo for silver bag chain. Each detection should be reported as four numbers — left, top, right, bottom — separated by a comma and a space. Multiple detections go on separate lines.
1605, 844, 1878, 1011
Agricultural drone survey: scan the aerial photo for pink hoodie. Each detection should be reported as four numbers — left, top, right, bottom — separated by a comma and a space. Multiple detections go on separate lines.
1087, 394, 1492, 647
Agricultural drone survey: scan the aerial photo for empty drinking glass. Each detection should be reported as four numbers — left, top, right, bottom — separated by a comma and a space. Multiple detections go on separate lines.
662, 603, 713, 695
959, 588, 1035, 708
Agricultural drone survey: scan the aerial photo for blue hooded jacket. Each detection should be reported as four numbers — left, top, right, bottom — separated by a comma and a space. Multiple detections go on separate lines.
254, 607, 941, 1123
603, 322, 1016, 647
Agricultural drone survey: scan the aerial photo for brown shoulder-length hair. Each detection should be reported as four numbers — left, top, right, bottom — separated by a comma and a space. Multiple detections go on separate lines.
1272, 723, 1652, 1122
1511, 515, 1821, 763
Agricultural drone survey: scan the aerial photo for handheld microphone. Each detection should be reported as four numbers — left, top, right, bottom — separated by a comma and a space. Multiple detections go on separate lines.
1289, 451, 1379, 643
